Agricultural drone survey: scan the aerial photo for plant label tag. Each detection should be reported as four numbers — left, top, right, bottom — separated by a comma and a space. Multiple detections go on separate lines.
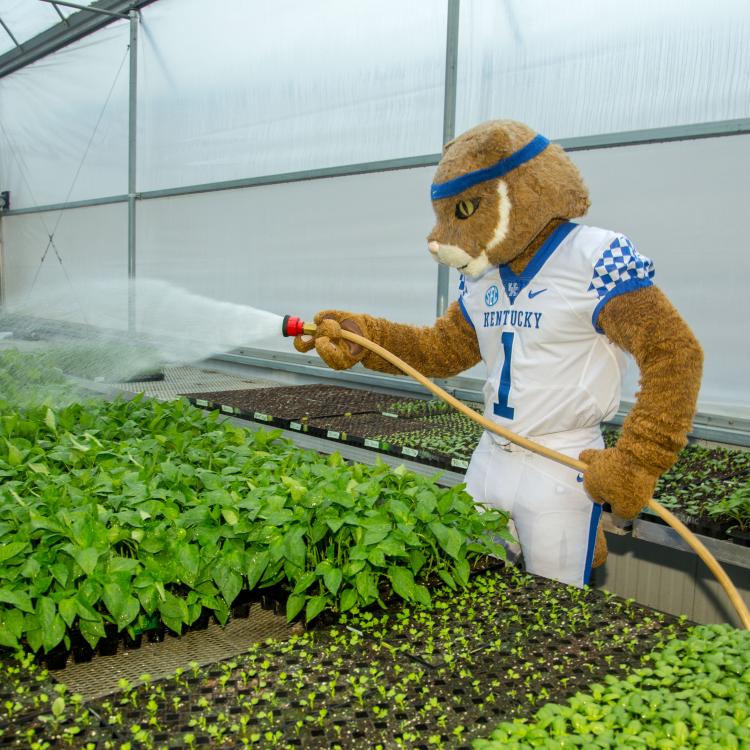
290, 422, 302, 431
195, 399, 208, 407
451, 458, 469, 469
364, 438, 379, 449
221, 404, 235, 414
402, 446, 419, 458
327, 430, 341, 440
253, 412, 271, 422
382, 412, 398, 418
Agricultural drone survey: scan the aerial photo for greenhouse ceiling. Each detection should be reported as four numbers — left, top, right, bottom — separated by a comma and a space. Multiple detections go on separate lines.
0, 0, 156, 77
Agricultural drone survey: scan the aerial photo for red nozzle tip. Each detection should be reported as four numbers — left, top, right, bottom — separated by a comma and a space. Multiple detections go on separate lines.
282, 315, 306, 337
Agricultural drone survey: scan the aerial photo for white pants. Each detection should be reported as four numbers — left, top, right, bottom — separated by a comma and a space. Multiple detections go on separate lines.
465, 430, 603, 587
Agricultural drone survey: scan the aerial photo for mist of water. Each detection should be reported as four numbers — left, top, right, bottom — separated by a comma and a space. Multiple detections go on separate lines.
0, 277, 285, 403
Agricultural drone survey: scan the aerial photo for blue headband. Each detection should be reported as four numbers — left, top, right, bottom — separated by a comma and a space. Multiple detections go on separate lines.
430, 133, 550, 201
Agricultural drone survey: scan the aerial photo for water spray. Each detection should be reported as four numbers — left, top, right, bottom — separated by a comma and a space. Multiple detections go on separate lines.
283, 316, 750, 629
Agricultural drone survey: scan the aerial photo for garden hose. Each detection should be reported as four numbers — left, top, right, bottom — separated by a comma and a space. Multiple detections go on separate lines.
283, 317, 750, 630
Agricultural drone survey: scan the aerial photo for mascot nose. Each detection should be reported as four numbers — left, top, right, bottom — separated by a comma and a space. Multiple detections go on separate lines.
428, 241, 440, 255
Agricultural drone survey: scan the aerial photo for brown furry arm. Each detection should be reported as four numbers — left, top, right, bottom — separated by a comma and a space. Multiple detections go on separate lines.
294, 302, 481, 378
580, 286, 703, 518
360, 301, 481, 378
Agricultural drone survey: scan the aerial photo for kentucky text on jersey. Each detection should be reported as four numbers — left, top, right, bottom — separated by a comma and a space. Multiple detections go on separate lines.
483, 309, 543, 329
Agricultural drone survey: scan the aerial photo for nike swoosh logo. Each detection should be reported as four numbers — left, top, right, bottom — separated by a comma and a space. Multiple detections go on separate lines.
576, 474, 584, 483
528, 288, 548, 299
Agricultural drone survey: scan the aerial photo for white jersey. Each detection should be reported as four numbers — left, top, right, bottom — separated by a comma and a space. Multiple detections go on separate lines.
458, 222, 654, 443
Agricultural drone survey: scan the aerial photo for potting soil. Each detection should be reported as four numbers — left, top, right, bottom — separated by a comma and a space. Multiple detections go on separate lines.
183, 384, 414, 427
0, 568, 689, 750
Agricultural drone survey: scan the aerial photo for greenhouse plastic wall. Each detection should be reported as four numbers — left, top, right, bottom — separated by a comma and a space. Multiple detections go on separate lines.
1, 0, 749, 419
2, 204, 128, 322
134, 167, 439, 353
456, 0, 750, 138
137, 0, 447, 191
0, 23, 130, 209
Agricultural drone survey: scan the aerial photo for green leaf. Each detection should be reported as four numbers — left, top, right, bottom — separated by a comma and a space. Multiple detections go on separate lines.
414, 492, 437, 520
408, 549, 427, 576
388, 566, 416, 602
0, 588, 34, 612
387, 498, 411, 523
281, 475, 307, 501
5, 440, 22, 466
1, 608, 24, 640
246, 550, 269, 590
221, 508, 239, 526
0, 609, 23, 648
50, 563, 70, 588
25, 615, 43, 653
282, 529, 306, 570
158, 591, 189, 631
413, 584, 432, 608
355, 571, 378, 603
44, 408, 57, 433
0, 628, 19, 649
107, 556, 141, 574
285, 593, 306, 622
0, 542, 27, 563
325, 517, 345, 533
212, 562, 243, 605
379, 538, 407, 558
438, 569, 457, 590
59, 597, 78, 627
339, 587, 358, 612
323, 567, 343, 595
305, 595, 328, 623
79, 616, 106, 649
454, 558, 470, 587
429, 521, 463, 559
74, 547, 99, 576
362, 523, 391, 546
102, 581, 130, 621
176, 543, 201, 586
292, 571, 318, 595
367, 548, 386, 568
43, 614, 66, 652
51, 697, 65, 717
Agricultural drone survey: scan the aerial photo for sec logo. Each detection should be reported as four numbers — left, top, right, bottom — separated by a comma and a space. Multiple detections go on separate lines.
484, 285, 499, 307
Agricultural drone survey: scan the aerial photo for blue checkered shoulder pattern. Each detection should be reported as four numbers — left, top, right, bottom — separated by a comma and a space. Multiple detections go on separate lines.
588, 236, 655, 299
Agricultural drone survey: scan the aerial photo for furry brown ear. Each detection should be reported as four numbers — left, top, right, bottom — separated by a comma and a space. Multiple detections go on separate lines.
442, 137, 457, 155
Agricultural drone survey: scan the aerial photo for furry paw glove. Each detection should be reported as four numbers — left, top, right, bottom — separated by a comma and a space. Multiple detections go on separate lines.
579, 447, 659, 520
293, 310, 369, 371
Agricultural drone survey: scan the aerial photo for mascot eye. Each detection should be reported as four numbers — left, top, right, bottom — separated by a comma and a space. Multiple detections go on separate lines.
455, 198, 481, 219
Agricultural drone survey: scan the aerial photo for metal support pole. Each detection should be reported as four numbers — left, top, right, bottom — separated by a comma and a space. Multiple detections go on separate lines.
0, 216, 6, 309
50, 3, 71, 25
0, 17, 22, 49
436, 0, 460, 318
127, 9, 138, 333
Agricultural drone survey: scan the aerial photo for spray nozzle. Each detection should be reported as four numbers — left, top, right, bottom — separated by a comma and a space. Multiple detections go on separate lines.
282, 315, 315, 337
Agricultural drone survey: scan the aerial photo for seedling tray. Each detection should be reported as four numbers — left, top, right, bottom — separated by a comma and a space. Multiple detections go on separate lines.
183, 384, 414, 431
306, 412, 438, 458
1, 568, 689, 750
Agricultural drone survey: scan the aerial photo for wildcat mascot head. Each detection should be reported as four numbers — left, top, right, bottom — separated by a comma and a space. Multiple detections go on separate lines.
427, 120, 590, 276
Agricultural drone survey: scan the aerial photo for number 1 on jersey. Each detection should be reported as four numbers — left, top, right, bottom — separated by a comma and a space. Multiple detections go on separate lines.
493, 331, 515, 419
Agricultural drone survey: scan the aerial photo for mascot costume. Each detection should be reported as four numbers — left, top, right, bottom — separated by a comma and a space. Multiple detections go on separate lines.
296, 120, 703, 587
